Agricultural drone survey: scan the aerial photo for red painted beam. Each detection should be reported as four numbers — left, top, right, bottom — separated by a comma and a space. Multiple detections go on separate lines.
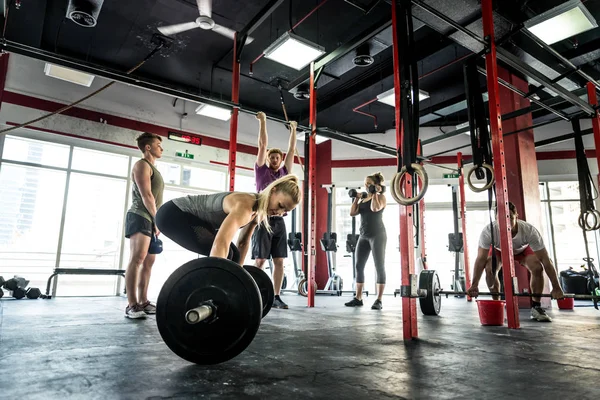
586, 82, 600, 189
307, 61, 318, 306
457, 152, 472, 300
392, 0, 418, 340
228, 34, 241, 191
0, 53, 9, 111
482, 0, 519, 328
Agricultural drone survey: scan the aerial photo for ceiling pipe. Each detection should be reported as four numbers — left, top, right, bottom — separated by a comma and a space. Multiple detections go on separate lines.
249, 0, 331, 75
352, 53, 473, 128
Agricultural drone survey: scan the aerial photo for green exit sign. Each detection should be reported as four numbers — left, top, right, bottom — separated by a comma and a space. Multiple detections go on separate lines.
443, 173, 460, 179
176, 151, 194, 160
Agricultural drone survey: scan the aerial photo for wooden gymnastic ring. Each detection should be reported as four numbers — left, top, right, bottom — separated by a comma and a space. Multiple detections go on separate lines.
466, 163, 495, 193
390, 163, 429, 206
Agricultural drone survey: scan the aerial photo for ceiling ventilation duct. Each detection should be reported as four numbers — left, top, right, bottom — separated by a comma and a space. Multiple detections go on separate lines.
67, 0, 104, 27
353, 43, 374, 67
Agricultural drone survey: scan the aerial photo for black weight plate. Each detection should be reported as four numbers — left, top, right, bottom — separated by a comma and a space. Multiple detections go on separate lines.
156, 257, 262, 365
419, 270, 441, 316
243, 265, 274, 318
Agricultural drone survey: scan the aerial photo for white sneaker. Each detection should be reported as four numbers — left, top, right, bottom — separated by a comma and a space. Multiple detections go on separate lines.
530, 306, 552, 322
140, 301, 156, 314
125, 304, 147, 319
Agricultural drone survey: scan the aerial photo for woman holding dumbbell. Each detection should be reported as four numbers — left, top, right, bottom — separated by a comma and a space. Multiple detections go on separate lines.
345, 172, 387, 310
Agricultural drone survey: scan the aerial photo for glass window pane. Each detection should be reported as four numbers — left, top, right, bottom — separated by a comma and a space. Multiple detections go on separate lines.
549, 201, 598, 270
183, 165, 227, 189
58, 173, 127, 295
0, 164, 67, 289
155, 161, 181, 185
235, 174, 256, 192
547, 182, 580, 200
2, 135, 70, 168
71, 147, 129, 176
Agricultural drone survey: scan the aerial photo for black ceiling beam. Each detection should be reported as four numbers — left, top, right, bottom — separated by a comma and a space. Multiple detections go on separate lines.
213, 0, 286, 68
316, 127, 397, 157
285, 15, 392, 90
409, 0, 596, 116
239, 0, 286, 38
534, 127, 593, 149
4, 40, 403, 159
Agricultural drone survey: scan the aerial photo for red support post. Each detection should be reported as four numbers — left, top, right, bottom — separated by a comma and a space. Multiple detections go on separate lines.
457, 152, 471, 299
0, 53, 9, 111
307, 61, 318, 306
391, 0, 418, 340
586, 82, 600, 189
228, 34, 240, 192
481, 0, 519, 328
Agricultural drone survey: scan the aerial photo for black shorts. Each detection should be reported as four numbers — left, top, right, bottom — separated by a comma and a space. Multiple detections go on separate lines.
125, 212, 153, 238
251, 217, 288, 259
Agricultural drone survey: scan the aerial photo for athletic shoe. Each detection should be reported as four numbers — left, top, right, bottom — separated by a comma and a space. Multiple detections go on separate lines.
531, 306, 552, 322
345, 297, 364, 307
125, 304, 147, 319
371, 299, 382, 310
140, 301, 156, 314
272, 297, 289, 309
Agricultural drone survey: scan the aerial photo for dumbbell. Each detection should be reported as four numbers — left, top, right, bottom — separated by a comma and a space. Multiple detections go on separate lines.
368, 184, 386, 194
0, 288, 3, 298
3, 277, 29, 291
26, 287, 42, 299
348, 189, 367, 199
0, 276, 5, 288
11, 287, 26, 299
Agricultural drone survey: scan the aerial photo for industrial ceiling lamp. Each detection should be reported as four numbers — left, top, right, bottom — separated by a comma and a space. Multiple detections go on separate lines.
263, 32, 326, 70
525, 0, 597, 45
66, 0, 105, 27
195, 103, 231, 121
376, 88, 430, 107
44, 63, 95, 87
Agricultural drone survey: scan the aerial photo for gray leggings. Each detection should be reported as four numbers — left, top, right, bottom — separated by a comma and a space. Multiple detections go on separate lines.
355, 232, 387, 284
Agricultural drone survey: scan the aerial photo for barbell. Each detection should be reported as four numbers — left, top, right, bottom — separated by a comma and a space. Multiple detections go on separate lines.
413, 270, 599, 316
156, 257, 275, 365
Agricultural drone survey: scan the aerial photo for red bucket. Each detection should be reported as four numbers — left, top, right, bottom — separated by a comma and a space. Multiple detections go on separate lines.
476, 299, 505, 326
557, 297, 574, 310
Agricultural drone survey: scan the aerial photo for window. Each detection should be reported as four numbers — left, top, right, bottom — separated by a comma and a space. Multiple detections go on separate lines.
57, 173, 127, 296
0, 164, 67, 289
71, 147, 130, 177
155, 161, 181, 185
2, 135, 70, 168
183, 165, 226, 189
234, 173, 256, 192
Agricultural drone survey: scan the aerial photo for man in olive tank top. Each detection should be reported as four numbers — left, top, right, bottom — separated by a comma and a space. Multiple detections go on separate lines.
124, 132, 165, 319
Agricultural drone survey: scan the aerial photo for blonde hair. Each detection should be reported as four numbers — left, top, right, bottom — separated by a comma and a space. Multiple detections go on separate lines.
255, 175, 302, 231
267, 148, 283, 158
367, 172, 385, 185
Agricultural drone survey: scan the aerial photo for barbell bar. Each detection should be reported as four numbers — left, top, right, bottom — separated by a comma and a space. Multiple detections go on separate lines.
435, 290, 599, 300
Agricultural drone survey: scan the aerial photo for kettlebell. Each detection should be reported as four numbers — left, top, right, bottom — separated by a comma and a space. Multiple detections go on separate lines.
148, 234, 163, 255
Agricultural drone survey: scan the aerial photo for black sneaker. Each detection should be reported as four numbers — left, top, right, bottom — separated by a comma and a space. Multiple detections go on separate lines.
371, 299, 382, 310
531, 306, 552, 322
272, 297, 289, 309
345, 297, 363, 307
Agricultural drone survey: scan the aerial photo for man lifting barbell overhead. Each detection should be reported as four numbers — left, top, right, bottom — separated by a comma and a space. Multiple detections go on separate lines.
252, 111, 297, 310
466, 202, 565, 322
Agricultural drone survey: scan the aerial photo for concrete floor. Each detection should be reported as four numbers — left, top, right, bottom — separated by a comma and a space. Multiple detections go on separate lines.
0, 293, 598, 400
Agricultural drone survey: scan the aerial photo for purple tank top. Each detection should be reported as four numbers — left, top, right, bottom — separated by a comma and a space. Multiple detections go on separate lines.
255, 163, 288, 192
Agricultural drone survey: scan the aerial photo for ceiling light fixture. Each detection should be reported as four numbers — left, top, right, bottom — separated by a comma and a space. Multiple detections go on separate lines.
263, 32, 326, 70
296, 130, 329, 145
194, 103, 231, 121
525, 0, 597, 45
376, 88, 430, 107
44, 63, 95, 87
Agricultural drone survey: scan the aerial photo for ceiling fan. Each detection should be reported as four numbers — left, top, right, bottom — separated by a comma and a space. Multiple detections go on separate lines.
157, 0, 254, 43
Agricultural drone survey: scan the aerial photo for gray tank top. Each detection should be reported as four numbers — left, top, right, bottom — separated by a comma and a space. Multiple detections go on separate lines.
129, 159, 164, 222
172, 192, 230, 230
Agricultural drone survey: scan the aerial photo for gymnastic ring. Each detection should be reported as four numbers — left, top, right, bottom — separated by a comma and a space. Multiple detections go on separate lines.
466, 163, 495, 193
297, 278, 318, 297
390, 163, 429, 206
579, 210, 600, 231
